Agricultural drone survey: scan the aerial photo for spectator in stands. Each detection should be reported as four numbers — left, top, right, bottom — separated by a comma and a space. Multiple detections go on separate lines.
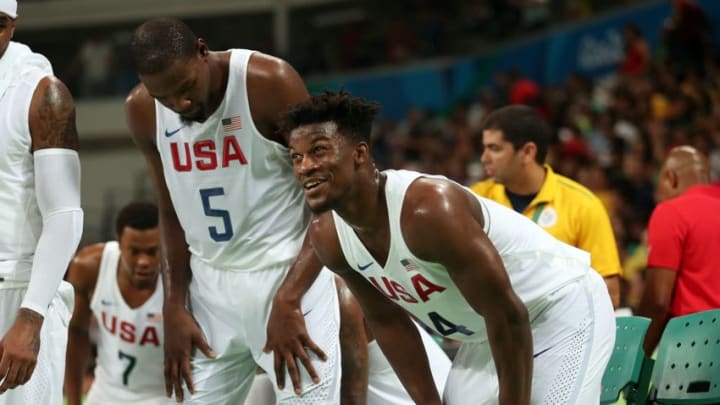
470, 105, 623, 308
637, 146, 720, 355
618, 24, 650, 78
662, 0, 711, 76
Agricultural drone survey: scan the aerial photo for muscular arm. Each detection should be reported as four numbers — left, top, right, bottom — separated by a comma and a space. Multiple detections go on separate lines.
404, 179, 532, 405
125, 85, 190, 310
335, 276, 369, 405
0, 76, 83, 393
636, 267, 677, 356
64, 244, 103, 405
126, 85, 212, 401
309, 214, 441, 405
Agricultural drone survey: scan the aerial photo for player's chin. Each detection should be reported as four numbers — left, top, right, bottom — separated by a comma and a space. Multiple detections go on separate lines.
305, 197, 333, 215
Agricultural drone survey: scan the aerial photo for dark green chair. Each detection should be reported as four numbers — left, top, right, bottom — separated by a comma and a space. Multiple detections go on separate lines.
651, 309, 720, 404
601, 316, 654, 404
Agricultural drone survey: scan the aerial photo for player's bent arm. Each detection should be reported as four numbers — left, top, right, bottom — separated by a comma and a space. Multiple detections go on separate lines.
403, 179, 532, 405
335, 276, 369, 405
64, 244, 104, 405
126, 85, 191, 308
23, 76, 83, 320
636, 267, 677, 356
309, 214, 441, 405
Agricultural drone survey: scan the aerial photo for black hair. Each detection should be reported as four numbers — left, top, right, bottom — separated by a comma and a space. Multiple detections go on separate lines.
278, 90, 381, 144
130, 17, 198, 75
481, 105, 553, 164
115, 201, 159, 237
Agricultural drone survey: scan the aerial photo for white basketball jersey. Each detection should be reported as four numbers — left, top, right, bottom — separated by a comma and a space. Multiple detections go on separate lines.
0, 41, 53, 281
155, 49, 309, 271
332, 169, 590, 343
87, 242, 165, 403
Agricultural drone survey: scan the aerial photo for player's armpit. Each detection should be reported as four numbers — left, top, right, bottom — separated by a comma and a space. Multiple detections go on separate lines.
29, 76, 79, 151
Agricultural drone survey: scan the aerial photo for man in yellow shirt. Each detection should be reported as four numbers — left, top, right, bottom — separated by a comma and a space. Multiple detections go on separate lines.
470, 105, 622, 307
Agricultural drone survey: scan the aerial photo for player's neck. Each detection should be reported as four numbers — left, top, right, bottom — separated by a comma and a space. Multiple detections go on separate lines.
505, 164, 546, 195
205, 51, 230, 119
336, 168, 387, 235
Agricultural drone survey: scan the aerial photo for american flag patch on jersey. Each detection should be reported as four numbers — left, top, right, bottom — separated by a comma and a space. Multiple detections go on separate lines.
146, 313, 162, 323
400, 258, 418, 271
222, 116, 242, 131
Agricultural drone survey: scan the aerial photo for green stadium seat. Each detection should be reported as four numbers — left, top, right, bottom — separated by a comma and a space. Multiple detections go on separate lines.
601, 316, 654, 404
650, 309, 720, 404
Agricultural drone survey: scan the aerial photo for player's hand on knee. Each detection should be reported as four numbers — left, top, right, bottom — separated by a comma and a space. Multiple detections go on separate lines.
163, 306, 215, 402
0, 309, 42, 394
263, 297, 327, 395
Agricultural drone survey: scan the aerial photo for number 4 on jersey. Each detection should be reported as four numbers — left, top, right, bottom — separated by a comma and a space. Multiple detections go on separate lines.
428, 311, 474, 336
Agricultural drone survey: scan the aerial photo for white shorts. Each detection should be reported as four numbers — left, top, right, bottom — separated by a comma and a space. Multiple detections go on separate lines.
444, 271, 615, 405
86, 378, 168, 405
367, 322, 451, 405
0, 281, 73, 405
185, 261, 341, 405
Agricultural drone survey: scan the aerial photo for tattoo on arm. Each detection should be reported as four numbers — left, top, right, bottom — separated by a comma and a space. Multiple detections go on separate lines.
30, 77, 79, 151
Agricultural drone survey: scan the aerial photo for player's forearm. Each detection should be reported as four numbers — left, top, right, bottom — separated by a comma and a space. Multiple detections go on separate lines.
159, 210, 191, 308
487, 305, 532, 405
338, 290, 369, 405
275, 232, 323, 304
370, 314, 441, 404
65, 329, 91, 405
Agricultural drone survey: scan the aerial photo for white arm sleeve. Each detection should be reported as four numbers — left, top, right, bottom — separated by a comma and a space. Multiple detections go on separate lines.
21, 149, 84, 317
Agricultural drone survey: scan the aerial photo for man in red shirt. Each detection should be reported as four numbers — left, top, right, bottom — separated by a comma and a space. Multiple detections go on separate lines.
637, 145, 720, 355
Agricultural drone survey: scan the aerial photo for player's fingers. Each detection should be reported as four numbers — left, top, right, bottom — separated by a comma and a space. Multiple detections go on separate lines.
274, 352, 285, 390
285, 354, 302, 395
296, 346, 319, 385
0, 361, 18, 393
13, 365, 27, 388
302, 336, 327, 362
181, 354, 195, 395
21, 362, 34, 385
163, 359, 177, 399
194, 335, 216, 359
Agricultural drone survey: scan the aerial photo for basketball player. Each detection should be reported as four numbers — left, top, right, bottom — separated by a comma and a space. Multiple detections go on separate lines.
126, 17, 342, 403
0, 1, 84, 403
281, 91, 616, 405
65, 202, 163, 405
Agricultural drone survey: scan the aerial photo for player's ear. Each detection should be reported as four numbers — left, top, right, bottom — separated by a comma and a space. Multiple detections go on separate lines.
197, 38, 209, 58
353, 142, 370, 164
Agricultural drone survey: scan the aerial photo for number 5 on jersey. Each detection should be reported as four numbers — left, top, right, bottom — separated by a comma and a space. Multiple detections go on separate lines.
200, 187, 233, 242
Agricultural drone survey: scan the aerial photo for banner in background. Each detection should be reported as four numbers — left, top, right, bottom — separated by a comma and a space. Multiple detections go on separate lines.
308, 0, 720, 119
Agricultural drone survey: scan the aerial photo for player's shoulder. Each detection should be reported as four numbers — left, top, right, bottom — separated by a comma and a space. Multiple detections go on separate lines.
308, 212, 352, 272
405, 176, 467, 218
125, 83, 156, 142
247, 51, 294, 76
68, 243, 107, 288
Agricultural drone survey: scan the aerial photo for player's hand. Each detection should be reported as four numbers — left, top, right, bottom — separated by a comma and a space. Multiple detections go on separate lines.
0, 308, 43, 393
163, 305, 215, 403
263, 295, 327, 395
